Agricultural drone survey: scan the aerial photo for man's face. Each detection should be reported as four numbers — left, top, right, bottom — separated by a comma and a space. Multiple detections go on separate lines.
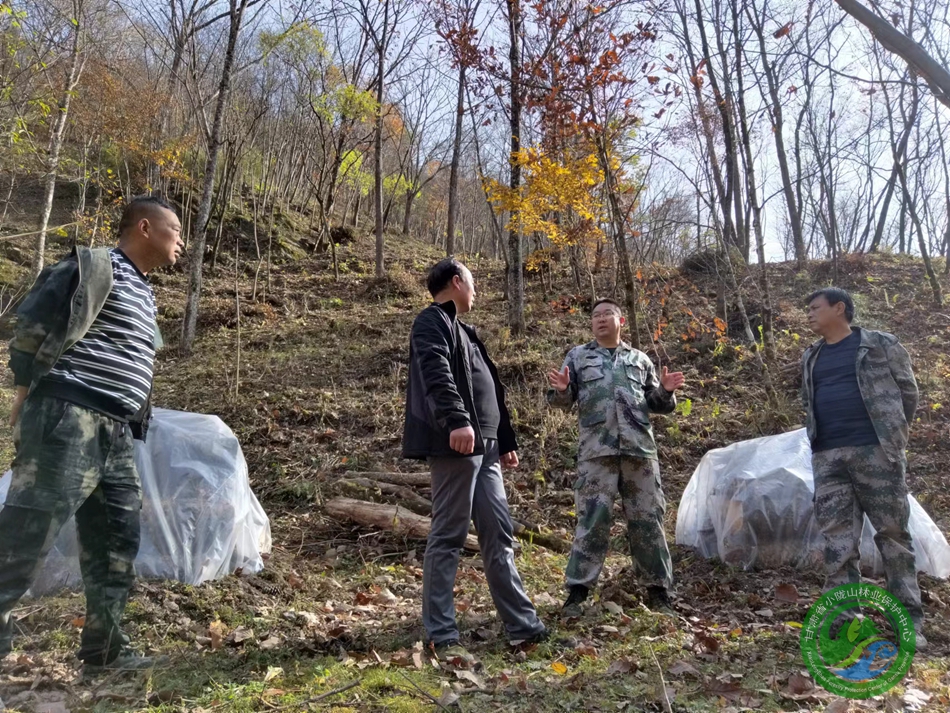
455, 267, 476, 313
807, 295, 844, 335
591, 303, 624, 339
147, 208, 184, 267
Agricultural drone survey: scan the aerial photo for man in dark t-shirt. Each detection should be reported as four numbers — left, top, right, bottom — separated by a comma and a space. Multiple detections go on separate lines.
802, 287, 926, 648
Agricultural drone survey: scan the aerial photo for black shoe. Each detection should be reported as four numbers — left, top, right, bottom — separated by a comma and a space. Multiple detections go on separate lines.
645, 586, 674, 615
561, 585, 589, 619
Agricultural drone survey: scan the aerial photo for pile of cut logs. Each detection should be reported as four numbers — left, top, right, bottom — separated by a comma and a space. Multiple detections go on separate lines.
325, 471, 571, 553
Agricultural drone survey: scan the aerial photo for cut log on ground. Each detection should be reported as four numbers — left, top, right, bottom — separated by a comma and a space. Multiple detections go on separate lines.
328, 491, 571, 553
343, 471, 431, 487
339, 478, 432, 517
325, 497, 480, 551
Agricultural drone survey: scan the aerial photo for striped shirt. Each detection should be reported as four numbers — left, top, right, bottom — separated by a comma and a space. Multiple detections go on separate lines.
41, 248, 157, 420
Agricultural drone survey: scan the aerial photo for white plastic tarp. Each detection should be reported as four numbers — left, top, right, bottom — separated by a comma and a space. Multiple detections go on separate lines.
0, 408, 271, 596
675, 428, 950, 578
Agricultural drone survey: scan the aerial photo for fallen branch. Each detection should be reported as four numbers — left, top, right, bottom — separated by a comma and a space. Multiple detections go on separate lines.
272, 679, 360, 710
343, 471, 431, 487
511, 520, 572, 553
648, 644, 674, 713
339, 478, 432, 516
335, 486, 570, 552
326, 497, 480, 550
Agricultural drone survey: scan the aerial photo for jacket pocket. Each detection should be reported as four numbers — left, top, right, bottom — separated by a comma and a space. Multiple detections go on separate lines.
580, 410, 607, 427
579, 355, 604, 382
625, 364, 645, 385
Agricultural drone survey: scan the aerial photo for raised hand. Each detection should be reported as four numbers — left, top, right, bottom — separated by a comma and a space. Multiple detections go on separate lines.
547, 365, 570, 392
660, 366, 685, 392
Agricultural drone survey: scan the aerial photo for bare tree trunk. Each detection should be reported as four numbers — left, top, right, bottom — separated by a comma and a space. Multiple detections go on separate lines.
732, 2, 775, 361
373, 0, 390, 278
446, 63, 466, 256
748, 4, 805, 266
402, 189, 415, 236
0, 172, 15, 233
506, 0, 525, 333
33, 6, 85, 277
181, 0, 249, 354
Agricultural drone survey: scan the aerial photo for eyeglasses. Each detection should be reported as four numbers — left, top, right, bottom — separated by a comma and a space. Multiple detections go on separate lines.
592, 310, 620, 319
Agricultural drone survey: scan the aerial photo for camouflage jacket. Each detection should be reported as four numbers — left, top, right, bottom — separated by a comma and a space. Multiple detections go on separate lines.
8, 246, 160, 439
547, 341, 676, 461
801, 327, 918, 463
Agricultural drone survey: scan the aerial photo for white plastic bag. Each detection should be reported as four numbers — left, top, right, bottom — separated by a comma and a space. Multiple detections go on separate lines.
675, 428, 950, 578
0, 408, 271, 596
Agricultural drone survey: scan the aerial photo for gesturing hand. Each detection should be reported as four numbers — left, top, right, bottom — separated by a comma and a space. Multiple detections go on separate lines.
449, 426, 476, 454
547, 365, 570, 392
660, 366, 685, 392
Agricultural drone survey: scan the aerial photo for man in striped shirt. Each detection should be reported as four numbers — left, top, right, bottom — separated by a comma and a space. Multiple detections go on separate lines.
2, 196, 182, 673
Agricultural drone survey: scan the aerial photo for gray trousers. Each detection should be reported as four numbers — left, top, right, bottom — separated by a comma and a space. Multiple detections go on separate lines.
423, 439, 545, 645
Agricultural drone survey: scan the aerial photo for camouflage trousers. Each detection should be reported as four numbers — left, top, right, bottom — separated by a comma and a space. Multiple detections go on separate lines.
565, 456, 673, 591
812, 445, 923, 622
0, 395, 142, 664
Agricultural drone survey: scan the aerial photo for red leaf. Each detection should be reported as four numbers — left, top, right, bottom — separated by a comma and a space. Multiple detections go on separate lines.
773, 22, 792, 38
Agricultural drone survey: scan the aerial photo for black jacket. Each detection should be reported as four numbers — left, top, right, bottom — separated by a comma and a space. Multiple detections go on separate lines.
402, 300, 518, 459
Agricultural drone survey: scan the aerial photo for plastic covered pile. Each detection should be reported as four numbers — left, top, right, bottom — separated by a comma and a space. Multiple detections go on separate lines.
0, 408, 271, 596
675, 429, 950, 578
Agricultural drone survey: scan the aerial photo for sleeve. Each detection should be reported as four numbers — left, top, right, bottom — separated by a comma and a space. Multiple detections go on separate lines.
886, 340, 919, 424
645, 358, 677, 414
546, 349, 578, 410
411, 311, 471, 432
8, 258, 78, 387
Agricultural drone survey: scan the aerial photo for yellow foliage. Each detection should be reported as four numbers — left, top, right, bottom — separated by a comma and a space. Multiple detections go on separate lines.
486, 146, 606, 247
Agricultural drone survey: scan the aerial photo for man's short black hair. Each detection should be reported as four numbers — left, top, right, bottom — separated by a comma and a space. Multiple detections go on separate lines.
426, 257, 467, 297
118, 195, 176, 235
591, 298, 622, 314
807, 287, 855, 322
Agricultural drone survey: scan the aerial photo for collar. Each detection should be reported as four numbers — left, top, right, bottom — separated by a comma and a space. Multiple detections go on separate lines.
585, 339, 632, 353
434, 299, 458, 320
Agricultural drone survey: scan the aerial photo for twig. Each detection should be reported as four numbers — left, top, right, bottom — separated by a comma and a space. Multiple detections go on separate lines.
648, 644, 673, 713
0, 221, 82, 242
396, 670, 451, 711
271, 679, 360, 710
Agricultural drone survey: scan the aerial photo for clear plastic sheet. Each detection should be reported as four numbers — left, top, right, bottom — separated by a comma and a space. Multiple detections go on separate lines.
675, 428, 950, 578
0, 408, 271, 596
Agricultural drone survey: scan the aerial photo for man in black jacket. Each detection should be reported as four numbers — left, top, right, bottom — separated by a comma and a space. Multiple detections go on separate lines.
403, 258, 547, 662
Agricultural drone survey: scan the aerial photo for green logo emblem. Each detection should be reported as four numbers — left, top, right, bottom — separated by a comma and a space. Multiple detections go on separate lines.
800, 583, 915, 698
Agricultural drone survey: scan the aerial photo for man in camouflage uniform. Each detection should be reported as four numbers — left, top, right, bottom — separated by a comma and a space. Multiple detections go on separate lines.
547, 298, 685, 617
1, 196, 182, 671
802, 287, 926, 648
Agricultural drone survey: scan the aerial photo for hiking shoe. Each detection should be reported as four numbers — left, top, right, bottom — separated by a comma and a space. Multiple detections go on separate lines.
561, 585, 589, 619
82, 649, 168, 676
645, 586, 675, 615
433, 640, 478, 667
